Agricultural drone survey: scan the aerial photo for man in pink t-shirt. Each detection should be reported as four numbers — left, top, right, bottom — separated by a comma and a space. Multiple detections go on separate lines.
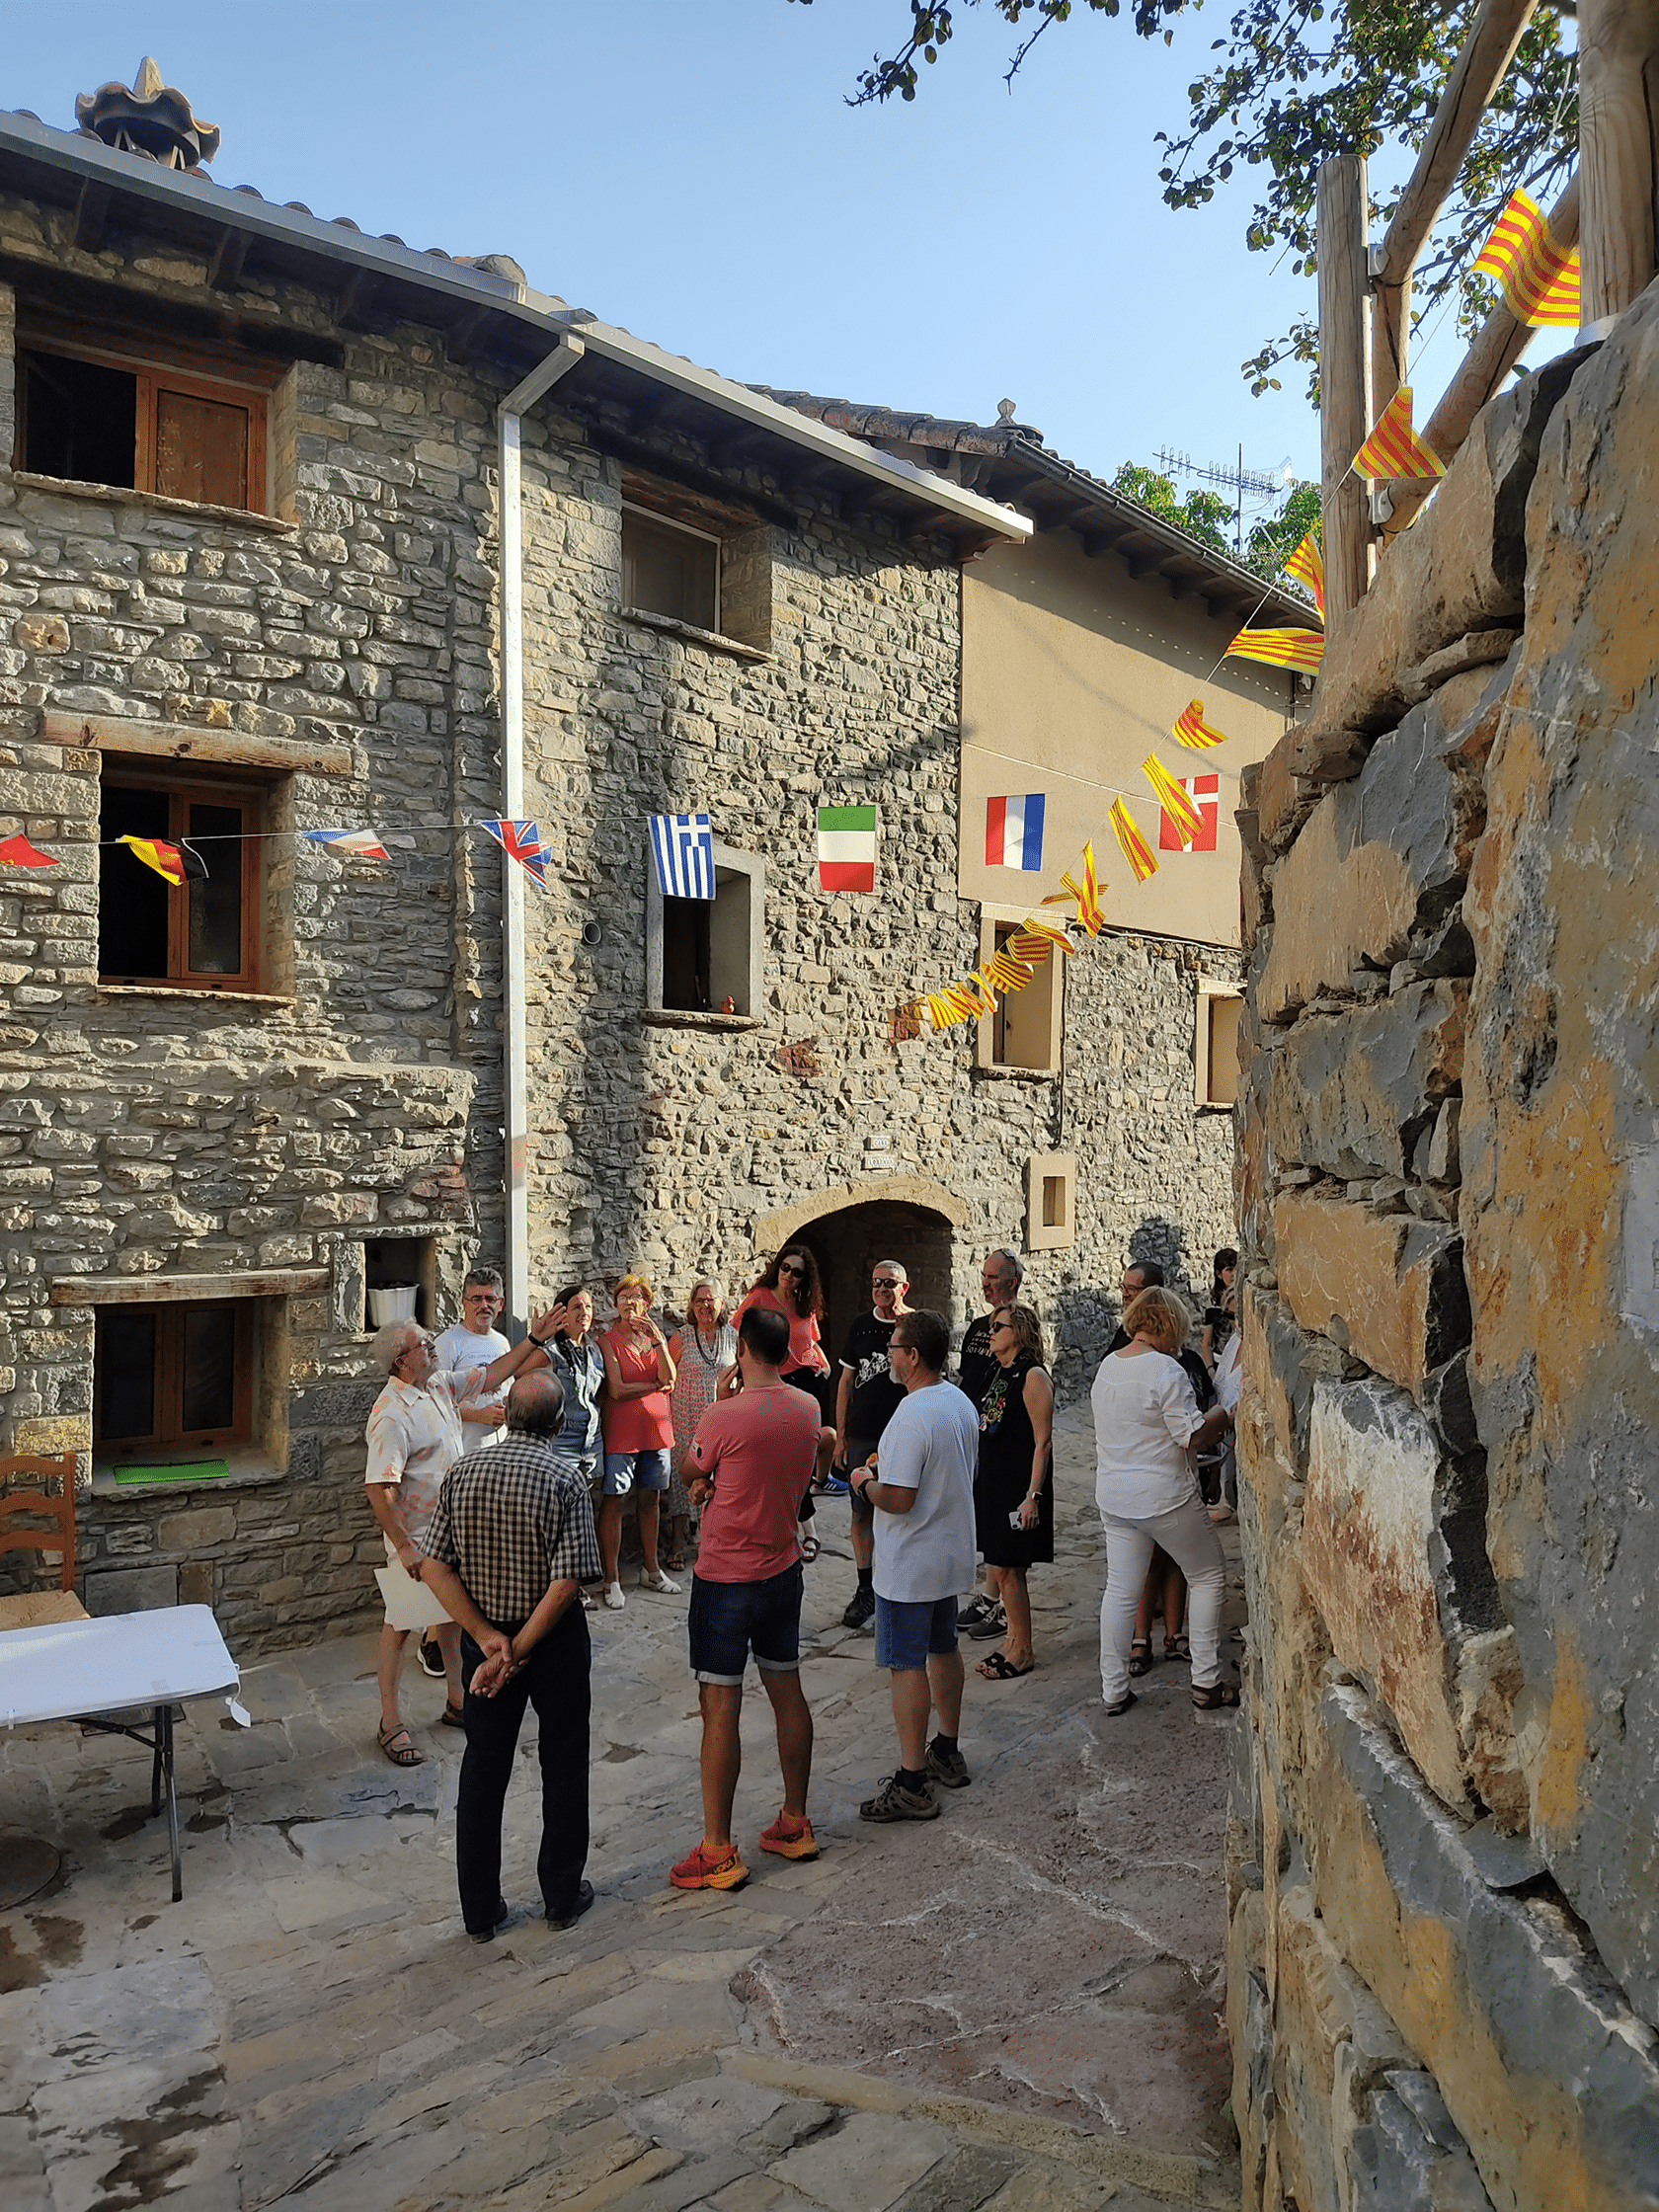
669, 1304, 823, 1894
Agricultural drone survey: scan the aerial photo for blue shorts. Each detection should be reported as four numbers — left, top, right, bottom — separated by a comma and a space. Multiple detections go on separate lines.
603, 1448, 671, 1496
687, 1564, 804, 1685
551, 1446, 599, 1488
875, 1593, 961, 1671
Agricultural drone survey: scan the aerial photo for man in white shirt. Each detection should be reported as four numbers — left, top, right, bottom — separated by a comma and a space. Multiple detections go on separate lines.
847, 1307, 980, 1821
364, 1308, 553, 1766
421, 1267, 514, 1672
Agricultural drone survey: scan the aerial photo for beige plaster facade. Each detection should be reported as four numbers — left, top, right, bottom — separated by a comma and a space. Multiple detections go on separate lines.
960, 530, 1296, 945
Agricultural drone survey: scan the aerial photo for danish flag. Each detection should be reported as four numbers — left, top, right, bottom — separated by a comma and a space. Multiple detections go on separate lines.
1159, 774, 1220, 852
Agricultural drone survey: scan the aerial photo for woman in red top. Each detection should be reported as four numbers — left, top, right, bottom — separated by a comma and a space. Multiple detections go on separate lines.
597, 1273, 679, 1610
733, 1248, 835, 1551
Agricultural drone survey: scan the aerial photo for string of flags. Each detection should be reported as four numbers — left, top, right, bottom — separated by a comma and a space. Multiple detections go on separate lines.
1472, 188, 1579, 327
0, 819, 538, 885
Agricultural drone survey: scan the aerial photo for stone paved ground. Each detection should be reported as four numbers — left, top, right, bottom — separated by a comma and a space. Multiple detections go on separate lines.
1, 1406, 1246, 2211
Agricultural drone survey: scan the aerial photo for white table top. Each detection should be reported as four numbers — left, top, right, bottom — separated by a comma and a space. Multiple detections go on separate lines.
0, 1604, 239, 1727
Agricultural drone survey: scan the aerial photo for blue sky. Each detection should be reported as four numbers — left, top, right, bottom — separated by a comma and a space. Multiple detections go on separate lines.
6, 2, 1565, 520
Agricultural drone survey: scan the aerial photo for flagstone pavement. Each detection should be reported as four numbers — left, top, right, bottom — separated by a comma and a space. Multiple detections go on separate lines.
1, 1404, 1247, 2212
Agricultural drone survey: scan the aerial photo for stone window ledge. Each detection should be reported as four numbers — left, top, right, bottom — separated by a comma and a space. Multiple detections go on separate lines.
620, 607, 771, 662
97, 983, 296, 1007
14, 471, 297, 535
971, 1062, 1059, 1083
639, 1006, 762, 1033
91, 1448, 284, 1500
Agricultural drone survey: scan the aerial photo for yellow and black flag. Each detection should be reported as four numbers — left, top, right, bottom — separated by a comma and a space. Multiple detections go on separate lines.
118, 833, 207, 886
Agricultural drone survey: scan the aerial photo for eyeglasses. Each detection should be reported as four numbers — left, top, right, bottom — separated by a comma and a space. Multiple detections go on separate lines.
779, 1263, 806, 1278
988, 1320, 1012, 1333
872, 1276, 903, 1289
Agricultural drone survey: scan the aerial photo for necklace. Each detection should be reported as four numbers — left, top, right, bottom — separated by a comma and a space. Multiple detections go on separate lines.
693, 1322, 723, 1365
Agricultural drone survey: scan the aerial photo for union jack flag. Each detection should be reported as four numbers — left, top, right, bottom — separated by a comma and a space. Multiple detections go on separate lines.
481, 818, 550, 889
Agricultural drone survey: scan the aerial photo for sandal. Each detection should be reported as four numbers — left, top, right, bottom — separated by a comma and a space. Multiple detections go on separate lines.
664, 1551, 687, 1574
376, 1722, 425, 1767
977, 1650, 1034, 1680
1191, 1681, 1242, 1709
1103, 1691, 1138, 1717
1128, 1637, 1153, 1678
1164, 1633, 1191, 1664
439, 1701, 465, 1728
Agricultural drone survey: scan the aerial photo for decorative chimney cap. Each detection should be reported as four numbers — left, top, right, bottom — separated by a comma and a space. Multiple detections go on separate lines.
996, 398, 1018, 424
75, 56, 220, 170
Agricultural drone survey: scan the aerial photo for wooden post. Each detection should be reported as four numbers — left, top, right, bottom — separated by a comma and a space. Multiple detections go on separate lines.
1318, 156, 1373, 635
1368, 0, 1539, 412
1578, 0, 1659, 328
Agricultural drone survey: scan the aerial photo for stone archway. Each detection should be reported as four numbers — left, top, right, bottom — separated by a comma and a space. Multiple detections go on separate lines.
754, 1176, 969, 1370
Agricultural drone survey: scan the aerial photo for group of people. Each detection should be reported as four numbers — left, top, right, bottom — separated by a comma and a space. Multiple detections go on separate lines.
359, 1240, 1239, 1939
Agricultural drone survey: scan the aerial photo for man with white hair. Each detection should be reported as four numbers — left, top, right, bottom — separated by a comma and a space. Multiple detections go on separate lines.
363, 1306, 555, 1767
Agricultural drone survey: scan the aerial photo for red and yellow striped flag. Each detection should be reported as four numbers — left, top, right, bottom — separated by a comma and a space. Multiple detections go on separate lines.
1009, 917, 1072, 963
1224, 626, 1326, 674
1472, 189, 1580, 326
1041, 840, 1104, 934
1142, 754, 1205, 847
1283, 530, 1325, 619
1109, 797, 1158, 884
1171, 698, 1229, 750
982, 947, 1038, 994
1352, 387, 1445, 481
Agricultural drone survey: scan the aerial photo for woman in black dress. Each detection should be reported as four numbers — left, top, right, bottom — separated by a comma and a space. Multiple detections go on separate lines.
974, 1303, 1055, 1680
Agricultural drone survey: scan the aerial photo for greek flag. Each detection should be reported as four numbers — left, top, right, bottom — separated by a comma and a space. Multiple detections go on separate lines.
649, 813, 715, 901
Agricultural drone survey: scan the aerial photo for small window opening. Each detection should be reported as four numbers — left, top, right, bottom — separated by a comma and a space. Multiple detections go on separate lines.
99, 776, 259, 988
363, 1238, 437, 1331
623, 506, 720, 632
19, 345, 266, 513
1042, 1175, 1067, 1230
661, 866, 752, 1014
1203, 994, 1242, 1107
990, 921, 1060, 1071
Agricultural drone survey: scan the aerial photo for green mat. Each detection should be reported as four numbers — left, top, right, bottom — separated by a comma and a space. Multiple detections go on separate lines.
112, 1459, 232, 1485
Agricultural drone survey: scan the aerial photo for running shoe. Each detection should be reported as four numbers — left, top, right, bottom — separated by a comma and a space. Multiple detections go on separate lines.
821, 1474, 851, 1495
417, 1635, 445, 1678
670, 1841, 750, 1890
956, 1592, 998, 1632
758, 1811, 821, 1860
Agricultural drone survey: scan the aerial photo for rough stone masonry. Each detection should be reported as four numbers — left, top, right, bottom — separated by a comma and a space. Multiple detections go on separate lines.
1228, 281, 1659, 2207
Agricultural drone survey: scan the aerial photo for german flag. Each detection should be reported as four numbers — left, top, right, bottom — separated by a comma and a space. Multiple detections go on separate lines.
118, 834, 207, 886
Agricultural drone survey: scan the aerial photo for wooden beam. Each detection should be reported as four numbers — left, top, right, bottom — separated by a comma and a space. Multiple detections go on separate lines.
1381, 176, 1581, 536
1578, 0, 1659, 326
51, 1268, 330, 1307
1317, 155, 1374, 634
73, 180, 111, 253
207, 225, 250, 293
41, 711, 357, 777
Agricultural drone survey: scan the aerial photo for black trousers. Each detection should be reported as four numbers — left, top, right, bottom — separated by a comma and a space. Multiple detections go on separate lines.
456, 1602, 591, 1933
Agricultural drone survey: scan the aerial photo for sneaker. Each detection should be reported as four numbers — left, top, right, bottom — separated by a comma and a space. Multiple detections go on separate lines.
603, 1582, 626, 1611
967, 1603, 1008, 1641
417, 1635, 445, 1678
670, 1841, 750, 1891
925, 1736, 971, 1790
821, 1474, 851, 1496
639, 1567, 681, 1595
545, 1879, 595, 1930
840, 1584, 877, 1631
758, 1811, 821, 1861
956, 1592, 998, 1632
859, 1773, 940, 1823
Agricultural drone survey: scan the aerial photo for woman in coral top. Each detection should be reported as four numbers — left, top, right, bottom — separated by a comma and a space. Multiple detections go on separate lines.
733, 1248, 835, 1554
597, 1273, 679, 1611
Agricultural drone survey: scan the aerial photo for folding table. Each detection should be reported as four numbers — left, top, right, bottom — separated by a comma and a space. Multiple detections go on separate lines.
0, 1604, 241, 1900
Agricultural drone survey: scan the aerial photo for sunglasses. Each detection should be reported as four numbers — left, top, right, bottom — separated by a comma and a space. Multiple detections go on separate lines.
872, 1276, 903, 1289
779, 1263, 806, 1277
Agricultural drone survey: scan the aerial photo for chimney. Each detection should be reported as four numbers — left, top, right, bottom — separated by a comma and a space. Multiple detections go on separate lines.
74, 56, 220, 171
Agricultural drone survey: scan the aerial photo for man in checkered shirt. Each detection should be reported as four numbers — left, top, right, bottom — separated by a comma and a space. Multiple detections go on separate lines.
419, 1369, 602, 1941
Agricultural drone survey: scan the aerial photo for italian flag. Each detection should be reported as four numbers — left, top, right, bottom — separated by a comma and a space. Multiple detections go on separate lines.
817, 804, 878, 892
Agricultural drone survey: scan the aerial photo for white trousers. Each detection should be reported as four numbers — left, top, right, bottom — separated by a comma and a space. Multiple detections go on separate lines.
1098, 1497, 1226, 1700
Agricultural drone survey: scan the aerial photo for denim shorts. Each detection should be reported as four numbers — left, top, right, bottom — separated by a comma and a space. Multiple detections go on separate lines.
551, 1447, 599, 1489
687, 1563, 804, 1685
875, 1592, 961, 1671
603, 1448, 671, 1496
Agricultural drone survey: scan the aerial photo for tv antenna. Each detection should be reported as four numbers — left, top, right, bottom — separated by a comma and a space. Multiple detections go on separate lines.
1154, 446, 1298, 554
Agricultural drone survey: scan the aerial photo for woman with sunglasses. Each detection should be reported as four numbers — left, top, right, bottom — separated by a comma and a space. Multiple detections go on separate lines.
972, 1304, 1054, 1680
733, 1248, 835, 1556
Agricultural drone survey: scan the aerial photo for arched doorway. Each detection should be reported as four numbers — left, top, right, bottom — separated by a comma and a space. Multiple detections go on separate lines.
754, 1175, 968, 1373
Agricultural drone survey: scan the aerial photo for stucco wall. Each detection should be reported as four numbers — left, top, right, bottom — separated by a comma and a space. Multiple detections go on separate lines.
960, 530, 1296, 943
1228, 282, 1659, 2210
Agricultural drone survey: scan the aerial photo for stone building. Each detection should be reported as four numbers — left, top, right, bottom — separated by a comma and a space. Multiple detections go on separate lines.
1227, 292, 1659, 2202
0, 63, 1298, 1651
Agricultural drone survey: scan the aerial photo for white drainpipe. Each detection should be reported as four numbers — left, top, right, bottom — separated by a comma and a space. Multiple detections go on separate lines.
497, 335, 585, 1328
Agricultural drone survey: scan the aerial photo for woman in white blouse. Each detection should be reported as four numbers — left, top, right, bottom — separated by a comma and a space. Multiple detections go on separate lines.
665, 1281, 738, 1570
1091, 1286, 1237, 1715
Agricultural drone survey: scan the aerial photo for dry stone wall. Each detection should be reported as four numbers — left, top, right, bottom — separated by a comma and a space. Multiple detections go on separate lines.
1229, 280, 1659, 2208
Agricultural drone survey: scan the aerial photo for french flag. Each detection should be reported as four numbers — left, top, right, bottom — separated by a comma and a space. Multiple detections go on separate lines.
985, 794, 1045, 872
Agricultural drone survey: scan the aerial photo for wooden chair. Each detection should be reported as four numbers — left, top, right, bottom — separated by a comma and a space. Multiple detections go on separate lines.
0, 1453, 88, 1628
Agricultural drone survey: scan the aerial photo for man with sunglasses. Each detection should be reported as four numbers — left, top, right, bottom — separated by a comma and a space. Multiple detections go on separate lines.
833, 1259, 911, 1631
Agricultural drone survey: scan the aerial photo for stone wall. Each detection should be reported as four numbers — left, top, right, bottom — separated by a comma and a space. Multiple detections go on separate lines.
1228, 281, 1659, 2208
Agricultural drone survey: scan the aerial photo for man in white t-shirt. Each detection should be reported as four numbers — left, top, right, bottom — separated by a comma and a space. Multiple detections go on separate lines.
434, 1269, 513, 1444
847, 1307, 979, 1822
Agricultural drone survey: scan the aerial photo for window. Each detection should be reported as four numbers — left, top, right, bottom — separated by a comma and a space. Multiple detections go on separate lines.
95, 1302, 254, 1457
19, 344, 268, 514
1025, 1152, 1076, 1253
99, 773, 263, 990
978, 914, 1064, 1074
362, 1237, 438, 1331
623, 506, 719, 633
646, 841, 763, 1020
1197, 988, 1243, 1107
